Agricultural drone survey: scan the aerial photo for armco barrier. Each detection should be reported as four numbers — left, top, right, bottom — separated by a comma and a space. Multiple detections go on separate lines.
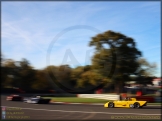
77, 94, 120, 100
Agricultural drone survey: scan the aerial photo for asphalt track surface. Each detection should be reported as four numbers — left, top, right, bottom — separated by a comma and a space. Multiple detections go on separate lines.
1, 96, 162, 120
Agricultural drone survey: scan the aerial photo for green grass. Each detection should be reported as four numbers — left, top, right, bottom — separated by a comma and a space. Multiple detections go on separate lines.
147, 103, 161, 105
43, 97, 109, 103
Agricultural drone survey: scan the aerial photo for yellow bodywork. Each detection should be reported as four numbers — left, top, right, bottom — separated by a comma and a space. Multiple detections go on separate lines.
104, 98, 147, 108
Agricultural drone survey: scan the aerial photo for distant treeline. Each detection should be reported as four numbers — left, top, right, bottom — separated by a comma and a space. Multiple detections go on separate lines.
1, 30, 157, 94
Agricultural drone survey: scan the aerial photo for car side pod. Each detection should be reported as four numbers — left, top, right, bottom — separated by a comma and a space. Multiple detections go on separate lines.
104, 102, 114, 108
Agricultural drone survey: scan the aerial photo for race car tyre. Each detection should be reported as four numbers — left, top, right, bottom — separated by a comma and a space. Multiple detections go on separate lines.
133, 102, 140, 108
129, 104, 134, 108
108, 102, 114, 108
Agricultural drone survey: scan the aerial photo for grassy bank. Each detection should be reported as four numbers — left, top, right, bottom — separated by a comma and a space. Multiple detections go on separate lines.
147, 103, 161, 105
43, 97, 109, 103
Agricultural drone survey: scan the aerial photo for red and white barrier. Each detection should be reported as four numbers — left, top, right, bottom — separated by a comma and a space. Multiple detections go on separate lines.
77, 94, 120, 100
77, 94, 161, 103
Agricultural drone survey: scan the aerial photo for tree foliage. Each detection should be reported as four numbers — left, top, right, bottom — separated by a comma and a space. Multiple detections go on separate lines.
89, 30, 142, 93
136, 58, 157, 76
1, 30, 158, 93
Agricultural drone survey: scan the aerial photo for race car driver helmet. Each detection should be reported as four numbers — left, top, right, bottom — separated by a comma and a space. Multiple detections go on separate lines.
124, 97, 129, 101
126, 97, 131, 101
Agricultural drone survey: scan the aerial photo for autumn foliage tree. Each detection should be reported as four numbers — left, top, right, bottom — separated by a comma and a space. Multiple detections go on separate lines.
89, 30, 142, 93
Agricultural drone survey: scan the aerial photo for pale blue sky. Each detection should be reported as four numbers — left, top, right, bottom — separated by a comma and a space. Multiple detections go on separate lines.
1, 1, 161, 77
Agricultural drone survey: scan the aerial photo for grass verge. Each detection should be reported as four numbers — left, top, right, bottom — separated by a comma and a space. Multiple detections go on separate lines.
147, 103, 161, 105
43, 97, 109, 103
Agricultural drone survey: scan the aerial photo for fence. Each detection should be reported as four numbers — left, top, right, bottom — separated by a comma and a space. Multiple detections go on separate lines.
77, 94, 120, 100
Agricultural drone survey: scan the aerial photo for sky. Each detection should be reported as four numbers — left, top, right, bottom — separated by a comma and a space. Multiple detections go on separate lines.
1, 1, 161, 77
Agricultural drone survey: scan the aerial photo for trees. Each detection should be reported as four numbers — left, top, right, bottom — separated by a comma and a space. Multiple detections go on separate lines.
70, 65, 106, 93
1, 59, 17, 88
1, 58, 36, 90
16, 58, 36, 90
136, 58, 157, 76
89, 30, 142, 93
31, 70, 51, 90
44, 65, 74, 93
1, 30, 158, 93
71, 66, 89, 88
132, 58, 157, 85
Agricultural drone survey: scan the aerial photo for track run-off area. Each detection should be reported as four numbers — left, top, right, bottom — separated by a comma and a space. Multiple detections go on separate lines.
1, 96, 161, 120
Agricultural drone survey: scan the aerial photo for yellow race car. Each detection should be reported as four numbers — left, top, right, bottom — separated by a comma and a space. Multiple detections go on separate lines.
104, 97, 147, 108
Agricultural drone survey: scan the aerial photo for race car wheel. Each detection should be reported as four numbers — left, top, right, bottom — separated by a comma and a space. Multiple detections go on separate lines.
133, 102, 140, 108
108, 102, 114, 108
129, 104, 134, 108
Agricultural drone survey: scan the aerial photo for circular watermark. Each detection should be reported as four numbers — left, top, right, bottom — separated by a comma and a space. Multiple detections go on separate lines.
46, 25, 116, 93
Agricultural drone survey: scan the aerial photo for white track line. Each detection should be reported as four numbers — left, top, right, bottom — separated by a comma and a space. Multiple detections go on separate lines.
1, 106, 161, 115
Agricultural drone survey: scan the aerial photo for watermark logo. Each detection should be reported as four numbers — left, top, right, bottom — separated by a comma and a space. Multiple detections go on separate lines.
46, 25, 116, 93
